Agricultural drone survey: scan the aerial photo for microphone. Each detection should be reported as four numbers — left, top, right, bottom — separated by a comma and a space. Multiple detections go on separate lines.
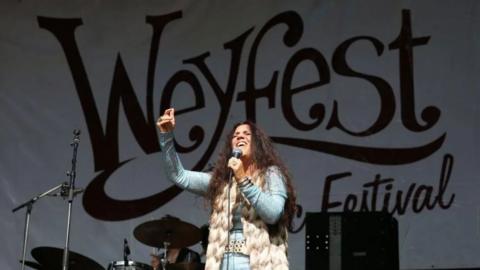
71, 129, 81, 145
228, 148, 243, 182
231, 148, 242, 158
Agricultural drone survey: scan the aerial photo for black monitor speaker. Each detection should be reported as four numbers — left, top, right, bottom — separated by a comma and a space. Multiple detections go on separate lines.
305, 212, 399, 270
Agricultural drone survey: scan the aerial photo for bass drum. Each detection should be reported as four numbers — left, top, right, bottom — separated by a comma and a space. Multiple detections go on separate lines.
108, 260, 152, 270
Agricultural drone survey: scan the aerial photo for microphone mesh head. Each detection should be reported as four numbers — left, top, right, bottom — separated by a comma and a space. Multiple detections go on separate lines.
232, 148, 243, 158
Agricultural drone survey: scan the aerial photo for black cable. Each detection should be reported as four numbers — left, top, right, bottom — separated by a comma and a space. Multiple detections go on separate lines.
226, 170, 232, 270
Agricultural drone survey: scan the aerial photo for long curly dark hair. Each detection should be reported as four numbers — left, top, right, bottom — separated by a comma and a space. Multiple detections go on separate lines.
206, 121, 297, 231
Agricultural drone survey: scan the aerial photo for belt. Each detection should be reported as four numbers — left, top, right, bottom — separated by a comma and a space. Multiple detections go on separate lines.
224, 239, 247, 254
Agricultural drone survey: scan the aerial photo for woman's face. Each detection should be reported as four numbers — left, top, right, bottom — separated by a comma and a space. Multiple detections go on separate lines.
231, 124, 252, 159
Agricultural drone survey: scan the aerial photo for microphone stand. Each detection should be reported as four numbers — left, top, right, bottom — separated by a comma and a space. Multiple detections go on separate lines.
12, 183, 65, 270
226, 177, 232, 270
61, 129, 81, 270
226, 168, 235, 270
123, 239, 130, 267
225, 149, 241, 270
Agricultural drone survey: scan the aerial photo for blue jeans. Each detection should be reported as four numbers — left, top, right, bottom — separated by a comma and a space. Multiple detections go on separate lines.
221, 253, 250, 270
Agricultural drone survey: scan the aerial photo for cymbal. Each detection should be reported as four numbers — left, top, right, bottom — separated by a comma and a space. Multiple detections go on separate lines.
134, 217, 201, 248
29, 246, 104, 270
166, 262, 205, 270
19, 260, 41, 269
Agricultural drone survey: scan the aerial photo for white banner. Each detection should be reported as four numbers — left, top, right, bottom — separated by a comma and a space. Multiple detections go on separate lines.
1, 1, 479, 269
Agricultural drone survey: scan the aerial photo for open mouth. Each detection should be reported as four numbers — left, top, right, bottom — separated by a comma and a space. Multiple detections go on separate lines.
236, 141, 247, 147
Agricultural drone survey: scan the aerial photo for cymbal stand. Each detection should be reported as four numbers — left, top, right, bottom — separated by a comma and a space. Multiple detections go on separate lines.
12, 182, 66, 270
160, 241, 170, 270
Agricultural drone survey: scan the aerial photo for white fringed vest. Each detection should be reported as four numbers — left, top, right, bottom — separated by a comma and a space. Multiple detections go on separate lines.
204, 175, 289, 270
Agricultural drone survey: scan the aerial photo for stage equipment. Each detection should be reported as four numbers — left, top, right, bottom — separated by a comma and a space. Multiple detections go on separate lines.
61, 129, 82, 270
305, 211, 399, 270
12, 129, 84, 270
133, 217, 201, 248
134, 216, 201, 270
107, 260, 152, 270
22, 246, 104, 270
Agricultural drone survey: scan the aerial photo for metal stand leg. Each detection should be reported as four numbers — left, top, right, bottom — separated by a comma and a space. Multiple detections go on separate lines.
19, 203, 32, 270
161, 241, 170, 270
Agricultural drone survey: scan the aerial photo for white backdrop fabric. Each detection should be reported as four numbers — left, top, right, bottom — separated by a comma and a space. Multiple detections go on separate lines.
1, 0, 479, 269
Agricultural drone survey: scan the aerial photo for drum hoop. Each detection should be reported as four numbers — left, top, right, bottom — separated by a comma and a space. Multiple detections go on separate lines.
109, 260, 150, 268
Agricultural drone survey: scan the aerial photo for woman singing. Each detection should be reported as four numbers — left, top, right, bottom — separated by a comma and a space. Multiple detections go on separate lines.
157, 108, 296, 270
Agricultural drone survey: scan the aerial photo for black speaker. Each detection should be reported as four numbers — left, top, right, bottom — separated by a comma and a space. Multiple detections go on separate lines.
305, 212, 399, 270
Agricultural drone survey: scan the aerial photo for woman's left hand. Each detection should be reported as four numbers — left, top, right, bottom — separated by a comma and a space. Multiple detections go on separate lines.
227, 157, 246, 182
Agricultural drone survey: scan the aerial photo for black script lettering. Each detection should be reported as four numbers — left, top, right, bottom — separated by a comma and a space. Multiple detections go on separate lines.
290, 204, 305, 233
412, 185, 434, 212
38, 17, 119, 170
361, 175, 395, 211
329, 36, 395, 136
39, 12, 185, 220
82, 159, 183, 221
344, 194, 358, 211
161, 69, 205, 152
437, 154, 455, 208
382, 183, 394, 211
271, 134, 446, 165
321, 172, 352, 211
391, 183, 417, 215
271, 9, 445, 164
177, 29, 253, 169
39, 8, 448, 221
38, 12, 182, 171
282, 48, 329, 130
321, 154, 455, 215
389, 9, 440, 132
237, 11, 303, 122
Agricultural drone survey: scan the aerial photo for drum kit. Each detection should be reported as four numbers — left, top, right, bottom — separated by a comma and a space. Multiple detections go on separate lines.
128, 216, 205, 270
21, 217, 205, 270
110, 216, 205, 270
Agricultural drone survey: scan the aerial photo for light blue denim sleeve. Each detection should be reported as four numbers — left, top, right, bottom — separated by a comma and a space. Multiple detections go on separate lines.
239, 166, 288, 224
159, 132, 210, 196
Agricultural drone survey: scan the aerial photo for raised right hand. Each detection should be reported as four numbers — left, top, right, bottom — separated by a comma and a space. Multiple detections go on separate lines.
156, 108, 175, 133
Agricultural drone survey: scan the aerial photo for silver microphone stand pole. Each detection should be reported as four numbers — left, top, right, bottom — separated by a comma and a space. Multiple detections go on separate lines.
61, 129, 81, 270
